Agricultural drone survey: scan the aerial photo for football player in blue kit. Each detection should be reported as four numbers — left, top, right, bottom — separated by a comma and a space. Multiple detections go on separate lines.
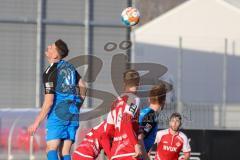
28, 39, 86, 160
138, 83, 167, 160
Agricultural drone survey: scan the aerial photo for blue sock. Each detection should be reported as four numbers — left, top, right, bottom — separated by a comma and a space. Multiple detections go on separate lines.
62, 155, 71, 160
47, 150, 59, 160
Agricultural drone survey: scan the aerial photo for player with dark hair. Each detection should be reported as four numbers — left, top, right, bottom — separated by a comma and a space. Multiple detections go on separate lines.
138, 83, 167, 160
154, 113, 191, 160
107, 69, 143, 160
28, 39, 86, 160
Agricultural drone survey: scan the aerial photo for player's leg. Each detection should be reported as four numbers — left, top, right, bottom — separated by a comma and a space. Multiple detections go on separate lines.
59, 125, 79, 160
59, 140, 73, 160
58, 140, 64, 158
46, 139, 61, 160
46, 123, 67, 160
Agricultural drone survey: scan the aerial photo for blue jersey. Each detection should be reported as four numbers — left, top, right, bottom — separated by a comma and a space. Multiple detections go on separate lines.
43, 60, 82, 126
139, 107, 158, 152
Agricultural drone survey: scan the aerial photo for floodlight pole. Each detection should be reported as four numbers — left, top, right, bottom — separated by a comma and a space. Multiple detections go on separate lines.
232, 40, 235, 56
35, 0, 44, 108
84, 0, 91, 109
221, 38, 227, 128
177, 37, 183, 114
130, 0, 136, 65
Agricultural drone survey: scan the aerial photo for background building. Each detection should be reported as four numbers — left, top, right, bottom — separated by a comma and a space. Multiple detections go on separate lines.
133, 0, 240, 130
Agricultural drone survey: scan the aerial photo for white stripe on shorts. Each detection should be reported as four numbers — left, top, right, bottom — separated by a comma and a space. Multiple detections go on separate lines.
111, 152, 135, 160
74, 151, 94, 159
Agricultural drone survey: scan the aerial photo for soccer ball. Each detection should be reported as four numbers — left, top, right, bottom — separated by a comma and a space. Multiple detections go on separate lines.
121, 7, 140, 26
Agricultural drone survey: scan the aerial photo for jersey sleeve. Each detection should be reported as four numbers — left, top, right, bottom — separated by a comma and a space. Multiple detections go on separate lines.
181, 134, 191, 153
154, 130, 164, 144
123, 96, 140, 117
139, 110, 157, 137
121, 96, 140, 146
43, 64, 57, 94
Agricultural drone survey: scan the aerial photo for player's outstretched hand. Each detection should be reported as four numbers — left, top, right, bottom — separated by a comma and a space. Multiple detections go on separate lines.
133, 143, 143, 158
28, 122, 39, 136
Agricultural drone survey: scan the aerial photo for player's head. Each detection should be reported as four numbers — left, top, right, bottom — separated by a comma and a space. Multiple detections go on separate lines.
149, 83, 167, 110
169, 112, 182, 132
123, 69, 140, 91
45, 39, 69, 61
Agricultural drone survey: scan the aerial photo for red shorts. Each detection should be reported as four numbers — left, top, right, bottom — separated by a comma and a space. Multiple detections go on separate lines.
72, 151, 94, 160
112, 157, 137, 160
111, 138, 135, 159
72, 142, 99, 160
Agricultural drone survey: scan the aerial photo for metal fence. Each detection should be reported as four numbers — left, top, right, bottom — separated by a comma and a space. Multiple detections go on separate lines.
133, 35, 240, 130
0, 0, 131, 109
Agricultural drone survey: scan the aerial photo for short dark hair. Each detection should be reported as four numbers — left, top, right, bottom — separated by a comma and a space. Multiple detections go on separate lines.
123, 69, 140, 87
55, 39, 69, 58
149, 83, 167, 104
170, 112, 182, 121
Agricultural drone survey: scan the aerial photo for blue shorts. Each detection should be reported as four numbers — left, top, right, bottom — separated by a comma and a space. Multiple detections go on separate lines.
46, 124, 79, 142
